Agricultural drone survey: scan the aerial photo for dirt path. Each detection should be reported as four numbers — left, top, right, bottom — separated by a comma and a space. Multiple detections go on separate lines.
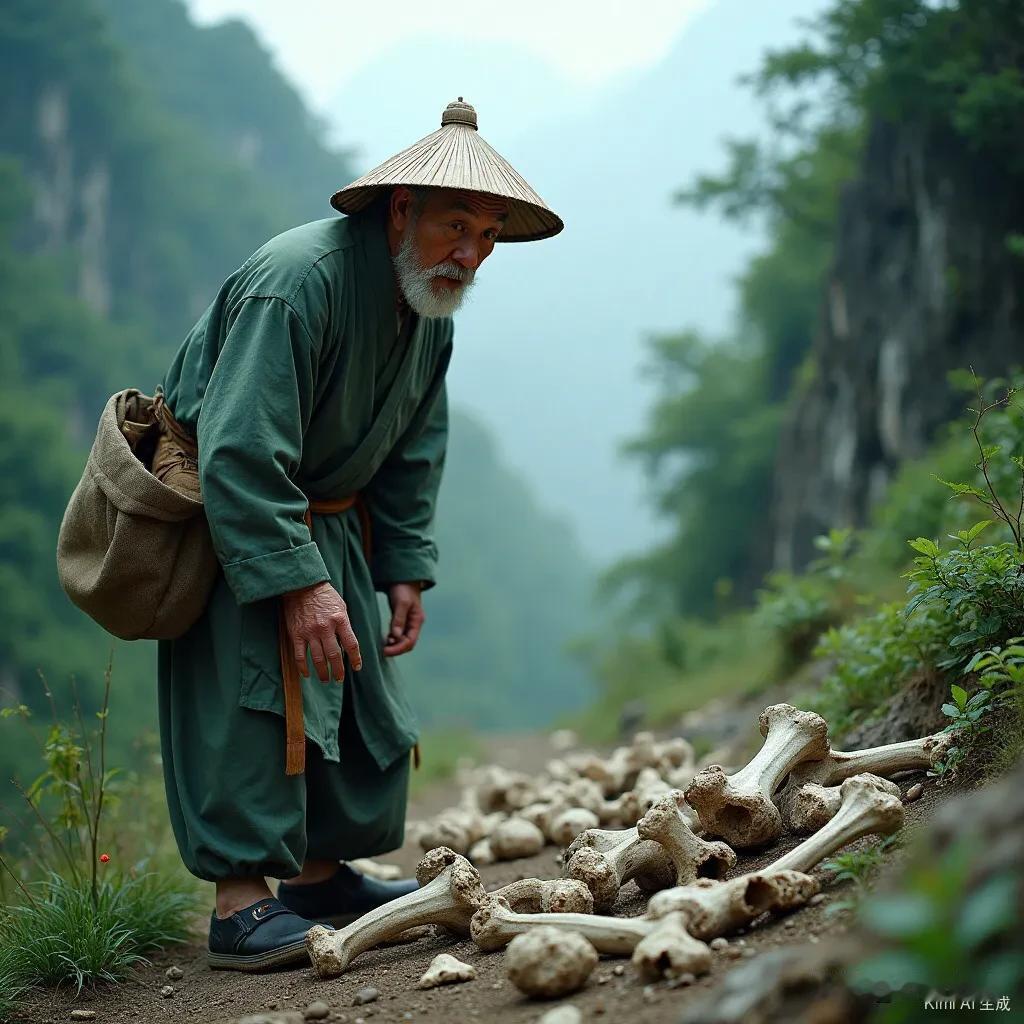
11, 732, 955, 1024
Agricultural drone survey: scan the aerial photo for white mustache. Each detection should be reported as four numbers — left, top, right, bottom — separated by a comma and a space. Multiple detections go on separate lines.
426, 261, 474, 284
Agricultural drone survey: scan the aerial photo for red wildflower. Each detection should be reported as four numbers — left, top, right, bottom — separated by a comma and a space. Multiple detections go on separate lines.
99, 853, 110, 863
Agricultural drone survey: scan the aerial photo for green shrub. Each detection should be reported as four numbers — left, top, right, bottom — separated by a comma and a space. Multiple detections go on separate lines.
810, 601, 956, 736
0, 872, 195, 994
0, 662, 199, 1013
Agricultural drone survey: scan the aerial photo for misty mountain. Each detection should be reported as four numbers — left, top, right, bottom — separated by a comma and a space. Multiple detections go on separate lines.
328, 0, 831, 560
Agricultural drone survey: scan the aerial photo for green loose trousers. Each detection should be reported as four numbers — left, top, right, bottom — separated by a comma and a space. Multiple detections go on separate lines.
156, 209, 452, 881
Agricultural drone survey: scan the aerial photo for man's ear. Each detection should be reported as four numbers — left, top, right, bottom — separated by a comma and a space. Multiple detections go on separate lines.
389, 186, 415, 232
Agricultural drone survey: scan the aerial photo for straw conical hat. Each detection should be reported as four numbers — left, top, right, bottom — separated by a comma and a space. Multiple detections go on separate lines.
331, 98, 563, 243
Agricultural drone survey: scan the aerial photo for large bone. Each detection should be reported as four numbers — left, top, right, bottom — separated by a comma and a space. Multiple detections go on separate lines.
767, 774, 905, 875
472, 900, 713, 982
646, 870, 819, 938
306, 847, 486, 978
685, 704, 829, 847
471, 898, 653, 955
491, 877, 594, 915
782, 775, 901, 834
777, 733, 952, 832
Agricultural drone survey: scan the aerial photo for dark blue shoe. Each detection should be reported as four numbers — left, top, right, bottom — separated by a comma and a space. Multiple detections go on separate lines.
277, 863, 420, 925
207, 897, 326, 972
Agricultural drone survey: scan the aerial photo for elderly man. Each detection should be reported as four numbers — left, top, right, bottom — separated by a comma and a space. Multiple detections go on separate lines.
155, 99, 561, 971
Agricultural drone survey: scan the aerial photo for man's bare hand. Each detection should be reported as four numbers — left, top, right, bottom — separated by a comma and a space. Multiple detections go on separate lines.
383, 582, 425, 657
282, 581, 362, 683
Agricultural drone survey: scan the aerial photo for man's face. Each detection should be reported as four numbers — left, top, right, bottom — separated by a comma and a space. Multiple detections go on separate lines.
389, 188, 509, 318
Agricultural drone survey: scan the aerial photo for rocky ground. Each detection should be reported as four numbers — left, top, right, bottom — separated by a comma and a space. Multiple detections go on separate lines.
10, 722, 961, 1024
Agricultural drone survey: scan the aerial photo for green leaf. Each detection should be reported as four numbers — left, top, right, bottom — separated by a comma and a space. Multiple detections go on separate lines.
957, 874, 1017, 949
965, 691, 991, 710
950, 684, 969, 708
950, 630, 982, 647
908, 537, 940, 557
967, 519, 995, 542
941, 703, 961, 718
860, 893, 937, 937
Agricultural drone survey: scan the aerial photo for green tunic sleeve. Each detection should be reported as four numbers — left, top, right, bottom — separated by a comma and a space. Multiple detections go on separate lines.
197, 296, 330, 605
365, 372, 450, 592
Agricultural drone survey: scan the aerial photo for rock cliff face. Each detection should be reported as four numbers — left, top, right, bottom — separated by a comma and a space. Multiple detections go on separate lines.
772, 119, 1024, 571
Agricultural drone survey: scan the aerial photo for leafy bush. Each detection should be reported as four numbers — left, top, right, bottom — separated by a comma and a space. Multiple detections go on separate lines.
811, 601, 956, 736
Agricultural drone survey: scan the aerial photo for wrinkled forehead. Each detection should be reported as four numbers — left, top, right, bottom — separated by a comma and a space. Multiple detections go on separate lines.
432, 189, 509, 222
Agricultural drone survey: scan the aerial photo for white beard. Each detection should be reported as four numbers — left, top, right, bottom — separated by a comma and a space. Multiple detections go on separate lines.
392, 223, 476, 319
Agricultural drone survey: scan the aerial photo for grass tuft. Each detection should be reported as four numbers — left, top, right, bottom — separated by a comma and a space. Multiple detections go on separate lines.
0, 872, 197, 997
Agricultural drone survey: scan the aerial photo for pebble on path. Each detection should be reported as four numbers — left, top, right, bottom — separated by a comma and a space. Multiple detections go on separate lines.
710, 937, 729, 950
159, 985, 174, 999
165, 965, 184, 981
304, 1001, 330, 1021
905, 783, 924, 802
352, 987, 380, 1006
537, 1006, 583, 1024
69, 1012, 96, 1021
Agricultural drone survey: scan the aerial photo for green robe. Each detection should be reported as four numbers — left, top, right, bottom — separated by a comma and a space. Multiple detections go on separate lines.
156, 209, 451, 880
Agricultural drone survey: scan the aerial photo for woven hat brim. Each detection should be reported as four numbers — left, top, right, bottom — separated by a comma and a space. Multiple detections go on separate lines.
331, 125, 563, 243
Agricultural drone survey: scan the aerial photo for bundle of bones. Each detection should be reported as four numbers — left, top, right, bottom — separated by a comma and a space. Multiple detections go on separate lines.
305, 705, 951, 1000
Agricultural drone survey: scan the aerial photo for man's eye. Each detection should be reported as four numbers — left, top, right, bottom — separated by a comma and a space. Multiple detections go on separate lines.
450, 222, 465, 232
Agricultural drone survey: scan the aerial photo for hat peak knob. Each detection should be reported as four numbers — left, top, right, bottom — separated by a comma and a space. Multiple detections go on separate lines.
441, 98, 477, 130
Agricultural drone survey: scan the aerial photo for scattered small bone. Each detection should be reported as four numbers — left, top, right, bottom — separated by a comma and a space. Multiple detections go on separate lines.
632, 912, 713, 981
686, 705, 829, 848
767, 775, 905, 875
352, 987, 379, 1005
307, 848, 488, 978
710, 937, 729, 950
490, 818, 546, 861
69, 1013, 96, 1021
724, 946, 744, 959
636, 793, 736, 886
905, 783, 923, 802
536, 1006, 582, 1024
550, 729, 578, 751
612, 964, 625, 976
809, 893, 826, 906
549, 807, 601, 847
492, 877, 594, 915
417, 953, 478, 989
164, 965, 184, 981
349, 857, 404, 881
506, 926, 598, 998
469, 838, 495, 865
304, 1003, 330, 1021
159, 985, 174, 999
